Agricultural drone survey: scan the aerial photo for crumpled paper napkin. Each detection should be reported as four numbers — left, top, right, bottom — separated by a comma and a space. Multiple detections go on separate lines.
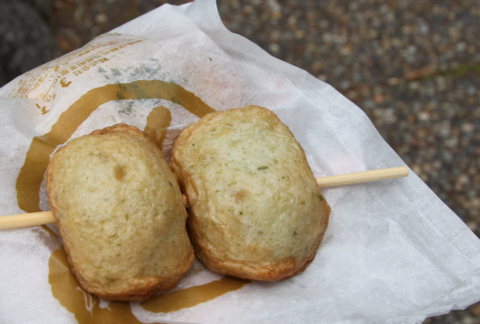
0, 0, 479, 323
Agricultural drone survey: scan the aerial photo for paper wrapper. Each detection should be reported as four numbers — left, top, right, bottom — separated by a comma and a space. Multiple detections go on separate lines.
1, 1, 480, 323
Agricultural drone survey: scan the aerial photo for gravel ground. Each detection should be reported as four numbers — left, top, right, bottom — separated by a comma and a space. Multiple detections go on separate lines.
0, 0, 56, 85
2, 0, 479, 322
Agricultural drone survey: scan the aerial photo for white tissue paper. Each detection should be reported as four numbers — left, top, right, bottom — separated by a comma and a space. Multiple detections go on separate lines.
1, 0, 479, 323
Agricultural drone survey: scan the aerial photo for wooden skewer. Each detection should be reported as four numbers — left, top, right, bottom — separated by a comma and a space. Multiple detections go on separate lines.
0, 211, 55, 230
316, 166, 409, 188
0, 166, 408, 230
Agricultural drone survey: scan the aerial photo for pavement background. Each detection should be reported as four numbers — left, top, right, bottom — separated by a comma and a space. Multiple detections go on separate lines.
1, 0, 479, 322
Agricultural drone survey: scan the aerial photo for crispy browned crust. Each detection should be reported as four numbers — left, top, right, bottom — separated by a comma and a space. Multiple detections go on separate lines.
88, 271, 187, 302
47, 123, 194, 301
90, 123, 147, 138
171, 106, 330, 282
61, 243, 191, 302
282, 202, 331, 279
186, 201, 330, 282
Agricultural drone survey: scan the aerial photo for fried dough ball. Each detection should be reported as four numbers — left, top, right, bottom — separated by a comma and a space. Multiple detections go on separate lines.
170, 106, 330, 281
47, 124, 194, 301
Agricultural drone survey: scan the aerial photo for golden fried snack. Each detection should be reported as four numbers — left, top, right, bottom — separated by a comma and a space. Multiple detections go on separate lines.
170, 106, 330, 281
47, 124, 194, 301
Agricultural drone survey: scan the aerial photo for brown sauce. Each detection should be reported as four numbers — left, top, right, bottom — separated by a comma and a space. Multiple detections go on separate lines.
22, 81, 238, 321
36, 83, 239, 321
141, 276, 250, 313
49, 247, 249, 322
16, 81, 215, 213
144, 105, 171, 150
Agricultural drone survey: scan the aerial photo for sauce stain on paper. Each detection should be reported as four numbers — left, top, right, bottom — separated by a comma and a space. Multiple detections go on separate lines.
16, 80, 215, 213
49, 248, 159, 324
19, 79, 235, 321
49, 248, 249, 322
144, 105, 172, 150
141, 276, 250, 313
